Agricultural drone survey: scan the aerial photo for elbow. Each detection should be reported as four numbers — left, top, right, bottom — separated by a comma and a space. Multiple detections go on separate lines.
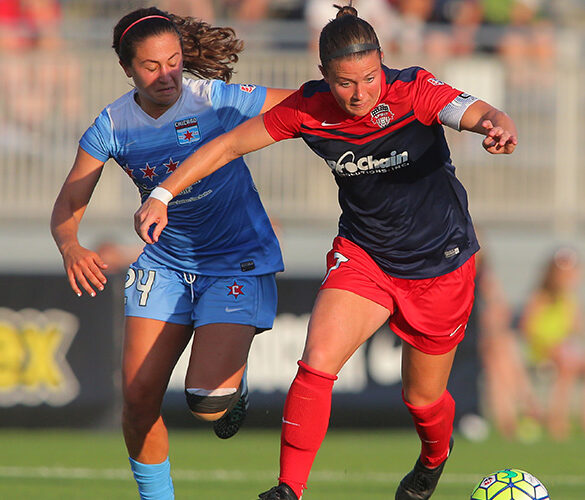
224, 140, 245, 165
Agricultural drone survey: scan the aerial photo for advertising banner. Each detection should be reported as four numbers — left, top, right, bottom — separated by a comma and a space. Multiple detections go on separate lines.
0, 275, 123, 427
0, 275, 479, 428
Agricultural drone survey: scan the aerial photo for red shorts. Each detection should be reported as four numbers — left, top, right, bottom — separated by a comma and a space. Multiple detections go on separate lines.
320, 236, 476, 355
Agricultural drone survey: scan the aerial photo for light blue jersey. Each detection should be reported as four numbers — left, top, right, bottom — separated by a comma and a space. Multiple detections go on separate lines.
80, 77, 283, 276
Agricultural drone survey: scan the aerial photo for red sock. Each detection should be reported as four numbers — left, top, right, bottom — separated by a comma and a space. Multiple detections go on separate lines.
278, 360, 337, 499
402, 390, 455, 468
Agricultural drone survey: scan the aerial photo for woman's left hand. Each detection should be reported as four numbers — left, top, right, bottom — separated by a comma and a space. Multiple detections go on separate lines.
134, 198, 168, 244
481, 119, 518, 154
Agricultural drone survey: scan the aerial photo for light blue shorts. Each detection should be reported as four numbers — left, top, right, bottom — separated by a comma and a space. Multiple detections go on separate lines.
124, 253, 278, 331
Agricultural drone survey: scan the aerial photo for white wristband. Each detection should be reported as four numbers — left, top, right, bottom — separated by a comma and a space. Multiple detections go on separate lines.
149, 186, 173, 205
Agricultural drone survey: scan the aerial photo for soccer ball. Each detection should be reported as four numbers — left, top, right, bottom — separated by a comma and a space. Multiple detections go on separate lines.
470, 469, 550, 499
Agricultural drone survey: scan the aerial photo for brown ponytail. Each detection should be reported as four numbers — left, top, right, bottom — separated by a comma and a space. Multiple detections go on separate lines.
171, 14, 243, 83
113, 7, 243, 83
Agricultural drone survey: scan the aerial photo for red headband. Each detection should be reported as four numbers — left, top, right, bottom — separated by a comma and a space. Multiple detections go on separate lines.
120, 15, 170, 43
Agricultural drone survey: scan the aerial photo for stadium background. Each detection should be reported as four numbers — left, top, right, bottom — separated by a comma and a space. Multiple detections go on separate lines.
1, 0, 585, 437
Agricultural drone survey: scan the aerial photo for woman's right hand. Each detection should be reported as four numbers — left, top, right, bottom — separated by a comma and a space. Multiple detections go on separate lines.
61, 243, 108, 297
134, 198, 169, 244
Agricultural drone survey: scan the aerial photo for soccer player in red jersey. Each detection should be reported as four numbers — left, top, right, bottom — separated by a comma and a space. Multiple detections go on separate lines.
134, 3, 518, 499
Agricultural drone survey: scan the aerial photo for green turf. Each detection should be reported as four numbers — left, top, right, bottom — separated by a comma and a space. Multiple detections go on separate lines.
0, 428, 581, 499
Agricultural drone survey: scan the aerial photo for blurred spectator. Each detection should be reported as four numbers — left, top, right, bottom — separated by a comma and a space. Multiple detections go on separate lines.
159, 0, 271, 22
0, 0, 61, 50
394, 0, 435, 56
0, 0, 81, 147
481, 0, 555, 69
520, 247, 585, 440
159, 0, 214, 21
427, 0, 484, 58
474, 248, 541, 440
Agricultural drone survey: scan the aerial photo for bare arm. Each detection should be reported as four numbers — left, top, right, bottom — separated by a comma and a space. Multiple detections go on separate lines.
260, 88, 295, 113
50, 147, 108, 296
134, 114, 277, 243
459, 100, 518, 154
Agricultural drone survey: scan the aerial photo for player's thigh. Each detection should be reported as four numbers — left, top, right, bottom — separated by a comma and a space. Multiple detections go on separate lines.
185, 323, 255, 389
401, 341, 458, 405
185, 274, 277, 388
123, 254, 195, 398
123, 316, 193, 400
303, 288, 391, 374
192, 274, 278, 333
124, 254, 194, 325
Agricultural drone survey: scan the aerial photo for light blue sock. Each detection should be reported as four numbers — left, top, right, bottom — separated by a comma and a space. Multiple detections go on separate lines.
129, 456, 174, 500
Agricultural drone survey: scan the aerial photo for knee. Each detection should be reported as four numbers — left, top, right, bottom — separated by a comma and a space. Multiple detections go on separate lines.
124, 387, 158, 414
122, 398, 160, 435
185, 386, 241, 422
302, 346, 343, 375
123, 381, 164, 427
402, 386, 447, 407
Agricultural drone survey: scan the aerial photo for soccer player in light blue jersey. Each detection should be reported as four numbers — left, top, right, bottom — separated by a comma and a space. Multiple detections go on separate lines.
50, 7, 292, 499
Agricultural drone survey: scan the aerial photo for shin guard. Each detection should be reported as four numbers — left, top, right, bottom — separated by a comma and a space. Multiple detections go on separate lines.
403, 390, 455, 468
279, 360, 337, 498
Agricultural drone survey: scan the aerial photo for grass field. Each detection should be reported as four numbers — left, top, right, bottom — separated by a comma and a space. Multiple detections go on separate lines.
0, 427, 582, 499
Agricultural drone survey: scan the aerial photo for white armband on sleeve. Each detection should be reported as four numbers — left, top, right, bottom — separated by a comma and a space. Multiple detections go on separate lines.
438, 93, 479, 131
149, 186, 173, 205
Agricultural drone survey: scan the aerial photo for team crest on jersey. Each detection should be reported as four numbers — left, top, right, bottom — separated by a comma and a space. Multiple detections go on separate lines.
175, 117, 201, 145
239, 84, 256, 93
370, 103, 394, 128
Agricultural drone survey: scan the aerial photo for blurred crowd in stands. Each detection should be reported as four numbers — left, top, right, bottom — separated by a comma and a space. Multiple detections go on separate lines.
2, 0, 584, 57
0, 0, 565, 161
156, 0, 574, 67
0, 0, 80, 158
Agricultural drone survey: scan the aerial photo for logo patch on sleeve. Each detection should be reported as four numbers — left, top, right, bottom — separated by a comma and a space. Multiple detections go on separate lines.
239, 84, 256, 93
427, 78, 445, 86
175, 117, 201, 145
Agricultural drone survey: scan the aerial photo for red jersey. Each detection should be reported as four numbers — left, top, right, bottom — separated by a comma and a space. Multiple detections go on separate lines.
263, 65, 479, 279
